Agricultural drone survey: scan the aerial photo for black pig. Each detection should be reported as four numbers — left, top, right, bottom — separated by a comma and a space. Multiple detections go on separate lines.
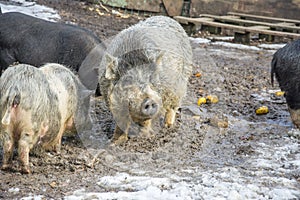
271, 39, 300, 128
0, 11, 105, 90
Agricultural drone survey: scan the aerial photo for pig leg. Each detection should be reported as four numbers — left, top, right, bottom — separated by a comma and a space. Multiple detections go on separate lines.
18, 136, 31, 174
288, 107, 300, 128
45, 129, 64, 154
52, 117, 76, 152
65, 116, 74, 130
1, 132, 14, 171
53, 131, 63, 154
112, 125, 129, 145
164, 108, 177, 128
43, 122, 65, 154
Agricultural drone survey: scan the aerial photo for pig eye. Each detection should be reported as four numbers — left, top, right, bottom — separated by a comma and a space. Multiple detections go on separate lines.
23, 133, 30, 137
121, 76, 134, 87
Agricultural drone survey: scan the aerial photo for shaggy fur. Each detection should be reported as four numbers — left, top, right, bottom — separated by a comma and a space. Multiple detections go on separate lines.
99, 16, 193, 143
0, 63, 92, 173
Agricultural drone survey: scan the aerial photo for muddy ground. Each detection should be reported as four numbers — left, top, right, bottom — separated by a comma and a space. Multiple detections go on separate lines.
0, 0, 299, 199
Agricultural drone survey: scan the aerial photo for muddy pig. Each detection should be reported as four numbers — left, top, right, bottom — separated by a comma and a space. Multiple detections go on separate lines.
0, 63, 92, 173
271, 39, 300, 128
0, 11, 105, 90
99, 16, 193, 144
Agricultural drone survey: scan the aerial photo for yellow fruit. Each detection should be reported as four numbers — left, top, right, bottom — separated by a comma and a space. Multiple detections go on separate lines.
255, 106, 269, 115
197, 97, 207, 106
206, 95, 219, 104
194, 72, 202, 77
275, 91, 285, 96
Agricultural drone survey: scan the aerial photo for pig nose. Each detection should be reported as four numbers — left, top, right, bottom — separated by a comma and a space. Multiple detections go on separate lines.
141, 98, 158, 116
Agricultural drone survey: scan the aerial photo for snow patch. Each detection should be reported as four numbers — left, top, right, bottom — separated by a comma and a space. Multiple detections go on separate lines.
208, 36, 234, 41
258, 43, 286, 50
97, 172, 172, 191
20, 195, 44, 200
213, 41, 261, 51
189, 37, 211, 44
0, 0, 60, 21
8, 187, 20, 194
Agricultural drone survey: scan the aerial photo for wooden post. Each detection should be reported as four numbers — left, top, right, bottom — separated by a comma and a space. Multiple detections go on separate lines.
259, 34, 274, 42
181, 23, 197, 35
202, 25, 222, 34
234, 32, 250, 44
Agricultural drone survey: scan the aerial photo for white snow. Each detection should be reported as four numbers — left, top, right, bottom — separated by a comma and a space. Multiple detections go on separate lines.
213, 41, 261, 51
190, 37, 287, 51
258, 43, 286, 50
66, 180, 194, 200
208, 36, 234, 41
288, 129, 300, 139
0, 0, 60, 21
189, 37, 211, 44
20, 195, 44, 200
8, 187, 20, 194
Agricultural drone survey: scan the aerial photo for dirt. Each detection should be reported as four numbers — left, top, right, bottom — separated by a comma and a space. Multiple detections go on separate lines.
0, 0, 298, 199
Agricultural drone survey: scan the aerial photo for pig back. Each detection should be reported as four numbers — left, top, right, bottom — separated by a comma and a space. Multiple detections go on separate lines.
0, 64, 60, 136
0, 12, 102, 77
100, 16, 193, 102
39, 64, 77, 127
39, 63, 93, 133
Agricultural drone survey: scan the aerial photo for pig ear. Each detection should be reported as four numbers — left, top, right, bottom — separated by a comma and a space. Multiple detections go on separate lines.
155, 51, 165, 66
105, 54, 118, 80
1, 109, 11, 125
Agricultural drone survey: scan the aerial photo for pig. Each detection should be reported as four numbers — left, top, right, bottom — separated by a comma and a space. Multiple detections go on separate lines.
0, 11, 105, 90
271, 39, 300, 128
99, 16, 193, 144
0, 63, 92, 174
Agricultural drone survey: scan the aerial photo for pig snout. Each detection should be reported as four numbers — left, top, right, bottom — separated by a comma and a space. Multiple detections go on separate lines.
141, 98, 159, 117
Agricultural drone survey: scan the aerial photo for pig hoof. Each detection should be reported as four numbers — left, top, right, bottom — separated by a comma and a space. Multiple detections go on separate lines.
141, 132, 153, 138
1, 164, 12, 171
54, 148, 61, 155
165, 122, 173, 128
20, 166, 31, 174
112, 135, 128, 145
53, 143, 62, 154
140, 128, 154, 138
45, 144, 61, 154
164, 119, 174, 128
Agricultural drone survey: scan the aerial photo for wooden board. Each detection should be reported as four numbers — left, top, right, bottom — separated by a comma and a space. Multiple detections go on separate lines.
228, 12, 300, 25
162, 0, 183, 16
174, 16, 300, 39
248, 25, 270, 30
275, 22, 296, 27
189, 1, 300, 20
199, 14, 300, 32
